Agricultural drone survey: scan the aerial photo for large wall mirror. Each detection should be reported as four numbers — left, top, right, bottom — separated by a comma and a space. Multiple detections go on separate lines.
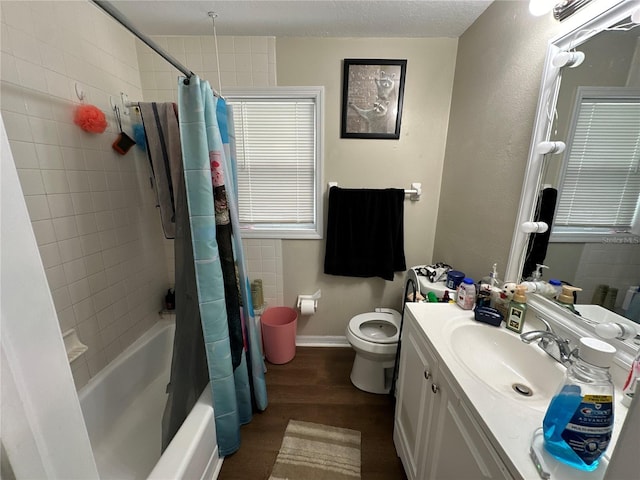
507, 0, 640, 356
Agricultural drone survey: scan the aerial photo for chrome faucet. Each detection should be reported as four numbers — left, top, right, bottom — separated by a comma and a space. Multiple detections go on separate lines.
520, 328, 575, 367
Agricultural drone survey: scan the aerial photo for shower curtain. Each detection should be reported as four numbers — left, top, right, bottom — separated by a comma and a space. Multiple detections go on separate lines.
170, 76, 267, 456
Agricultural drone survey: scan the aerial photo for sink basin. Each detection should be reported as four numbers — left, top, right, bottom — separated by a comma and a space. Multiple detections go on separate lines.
448, 323, 564, 411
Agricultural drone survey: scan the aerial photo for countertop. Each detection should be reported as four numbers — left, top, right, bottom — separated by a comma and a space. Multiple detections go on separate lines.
404, 302, 629, 480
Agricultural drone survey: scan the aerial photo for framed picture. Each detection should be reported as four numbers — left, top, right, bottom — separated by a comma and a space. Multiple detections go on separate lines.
341, 59, 407, 140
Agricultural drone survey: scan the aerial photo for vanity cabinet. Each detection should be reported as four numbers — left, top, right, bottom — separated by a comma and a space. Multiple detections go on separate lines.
394, 313, 513, 480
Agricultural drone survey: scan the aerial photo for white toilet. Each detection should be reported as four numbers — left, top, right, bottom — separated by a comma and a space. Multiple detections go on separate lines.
346, 308, 401, 394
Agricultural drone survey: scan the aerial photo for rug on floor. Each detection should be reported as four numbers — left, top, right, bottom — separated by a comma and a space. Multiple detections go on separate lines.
269, 419, 361, 480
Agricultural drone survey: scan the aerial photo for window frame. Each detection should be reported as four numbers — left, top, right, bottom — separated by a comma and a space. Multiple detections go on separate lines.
550, 86, 640, 243
224, 86, 324, 240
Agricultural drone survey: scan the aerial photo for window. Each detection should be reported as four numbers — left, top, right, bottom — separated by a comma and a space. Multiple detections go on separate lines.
225, 87, 324, 239
551, 87, 640, 242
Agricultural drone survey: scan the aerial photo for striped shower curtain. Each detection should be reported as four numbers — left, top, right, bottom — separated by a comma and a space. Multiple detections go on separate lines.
177, 76, 268, 456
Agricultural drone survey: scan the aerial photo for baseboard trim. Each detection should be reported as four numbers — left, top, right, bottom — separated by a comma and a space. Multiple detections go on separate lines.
296, 335, 350, 347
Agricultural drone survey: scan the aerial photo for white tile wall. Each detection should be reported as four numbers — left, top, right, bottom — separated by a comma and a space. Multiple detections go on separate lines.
135, 35, 277, 102
573, 241, 640, 310
245, 239, 284, 309
1, 1, 171, 389
135, 34, 283, 306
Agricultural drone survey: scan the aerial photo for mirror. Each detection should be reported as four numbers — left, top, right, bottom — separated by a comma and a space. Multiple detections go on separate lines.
507, 1, 640, 353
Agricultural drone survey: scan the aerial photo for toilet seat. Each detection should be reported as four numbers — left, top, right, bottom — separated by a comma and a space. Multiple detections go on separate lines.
348, 312, 400, 344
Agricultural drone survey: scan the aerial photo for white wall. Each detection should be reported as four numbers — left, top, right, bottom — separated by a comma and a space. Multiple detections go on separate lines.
1, 1, 171, 389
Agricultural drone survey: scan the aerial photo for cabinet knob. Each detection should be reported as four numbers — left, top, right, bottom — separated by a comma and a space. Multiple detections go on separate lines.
424, 370, 431, 380
431, 383, 439, 394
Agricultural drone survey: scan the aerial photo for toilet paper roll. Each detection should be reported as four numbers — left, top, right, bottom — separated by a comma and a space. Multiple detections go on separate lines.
299, 298, 317, 315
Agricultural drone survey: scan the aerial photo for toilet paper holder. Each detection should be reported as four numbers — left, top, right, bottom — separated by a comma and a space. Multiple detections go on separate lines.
297, 289, 322, 312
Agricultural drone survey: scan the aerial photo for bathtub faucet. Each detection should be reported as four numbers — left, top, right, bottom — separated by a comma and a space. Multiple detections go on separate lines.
520, 329, 575, 367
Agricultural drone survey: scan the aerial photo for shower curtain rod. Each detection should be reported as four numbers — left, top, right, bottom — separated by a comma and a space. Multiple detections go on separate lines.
92, 0, 221, 96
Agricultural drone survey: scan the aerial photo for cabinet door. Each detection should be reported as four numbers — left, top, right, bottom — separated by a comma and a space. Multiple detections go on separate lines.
394, 321, 439, 480
423, 368, 513, 480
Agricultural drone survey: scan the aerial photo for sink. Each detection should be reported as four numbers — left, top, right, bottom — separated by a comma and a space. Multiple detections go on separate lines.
448, 323, 565, 411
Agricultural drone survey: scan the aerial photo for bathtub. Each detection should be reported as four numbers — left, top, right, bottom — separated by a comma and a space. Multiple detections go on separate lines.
78, 319, 222, 479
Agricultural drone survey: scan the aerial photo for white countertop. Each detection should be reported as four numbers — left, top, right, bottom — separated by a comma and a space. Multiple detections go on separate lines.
405, 302, 629, 480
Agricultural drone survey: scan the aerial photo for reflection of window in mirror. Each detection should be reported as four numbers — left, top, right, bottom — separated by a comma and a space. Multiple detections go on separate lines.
537, 22, 640, 316
552, 88, 640, 240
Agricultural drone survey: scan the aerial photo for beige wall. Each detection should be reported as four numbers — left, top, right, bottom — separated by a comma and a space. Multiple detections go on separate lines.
277, 37, 457, 336
433, 0, 559, 283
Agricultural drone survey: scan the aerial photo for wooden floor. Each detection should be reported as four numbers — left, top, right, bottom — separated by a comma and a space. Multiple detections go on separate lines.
218, 347, 408, 480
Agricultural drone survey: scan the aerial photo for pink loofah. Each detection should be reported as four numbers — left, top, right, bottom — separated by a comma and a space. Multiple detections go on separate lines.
74, 104, 107, 133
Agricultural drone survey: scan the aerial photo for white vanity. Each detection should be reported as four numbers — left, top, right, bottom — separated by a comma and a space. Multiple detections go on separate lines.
393, 302, 630, 480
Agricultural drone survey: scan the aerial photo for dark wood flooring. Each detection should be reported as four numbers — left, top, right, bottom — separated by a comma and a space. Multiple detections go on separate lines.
218, 347, 408, 480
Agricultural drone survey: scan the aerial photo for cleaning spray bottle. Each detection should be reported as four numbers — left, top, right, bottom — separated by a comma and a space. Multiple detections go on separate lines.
505, 285, 527, 333
543, 337, 616, 471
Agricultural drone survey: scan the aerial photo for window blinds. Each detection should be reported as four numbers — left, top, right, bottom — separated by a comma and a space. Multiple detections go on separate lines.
555, 97, 640, 229
229, 99, 316, 225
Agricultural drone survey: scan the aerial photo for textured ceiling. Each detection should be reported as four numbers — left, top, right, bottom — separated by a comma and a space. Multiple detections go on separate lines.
108, 0, 494, 38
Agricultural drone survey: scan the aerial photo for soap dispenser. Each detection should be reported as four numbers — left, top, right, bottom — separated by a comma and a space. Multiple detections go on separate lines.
506, 285, 527, 333
528, 263, 549, 281
556, 285, 582, 313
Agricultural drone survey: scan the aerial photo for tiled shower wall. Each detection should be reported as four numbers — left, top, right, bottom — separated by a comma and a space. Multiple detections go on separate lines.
2, 1, 284, 391
136, 35, 284, 307
1, 1, 171, 389
573, 242, 640, 311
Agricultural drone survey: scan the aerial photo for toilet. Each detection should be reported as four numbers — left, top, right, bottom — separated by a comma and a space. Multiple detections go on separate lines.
346, 308, 401, 394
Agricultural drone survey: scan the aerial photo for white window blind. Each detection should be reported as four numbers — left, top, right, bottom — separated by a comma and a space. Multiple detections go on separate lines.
555, 91, 640, 231
226, 87, 323, 239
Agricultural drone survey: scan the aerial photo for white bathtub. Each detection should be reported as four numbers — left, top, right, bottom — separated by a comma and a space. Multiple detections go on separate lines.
78, 319, 222, 480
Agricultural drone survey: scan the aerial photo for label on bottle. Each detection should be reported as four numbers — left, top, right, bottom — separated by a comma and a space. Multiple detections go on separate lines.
506, 306, 525, 332
560, 394, 613, 466
456, 284, 475, 310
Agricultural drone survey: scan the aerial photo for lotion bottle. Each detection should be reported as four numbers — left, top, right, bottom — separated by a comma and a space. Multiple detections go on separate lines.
506, 285, 527, 333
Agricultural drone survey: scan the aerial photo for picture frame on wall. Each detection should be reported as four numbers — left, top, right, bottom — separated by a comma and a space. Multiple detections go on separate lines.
341, 59, 407, 140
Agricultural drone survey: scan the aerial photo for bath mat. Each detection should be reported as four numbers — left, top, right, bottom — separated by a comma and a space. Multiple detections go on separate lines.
269, 420, 361, 480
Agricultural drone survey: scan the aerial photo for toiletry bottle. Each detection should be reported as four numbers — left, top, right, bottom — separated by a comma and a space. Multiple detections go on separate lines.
555, 285, 583, 313
543, 337, 616, 471
521, 281, 557, 298
621, 349, 640, 407
478, 263, 499, 308
456, 278, 476, 310
549, 279, 562, 299
506, 285, 527, 333
480, 263, 499, 291
527, 263, 549, 281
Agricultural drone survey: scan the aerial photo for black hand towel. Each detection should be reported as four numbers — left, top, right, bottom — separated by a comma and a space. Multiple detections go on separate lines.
324, 187, 406, 281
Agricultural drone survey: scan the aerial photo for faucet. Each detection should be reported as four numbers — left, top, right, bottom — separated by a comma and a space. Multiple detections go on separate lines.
520, 327, 575, 367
